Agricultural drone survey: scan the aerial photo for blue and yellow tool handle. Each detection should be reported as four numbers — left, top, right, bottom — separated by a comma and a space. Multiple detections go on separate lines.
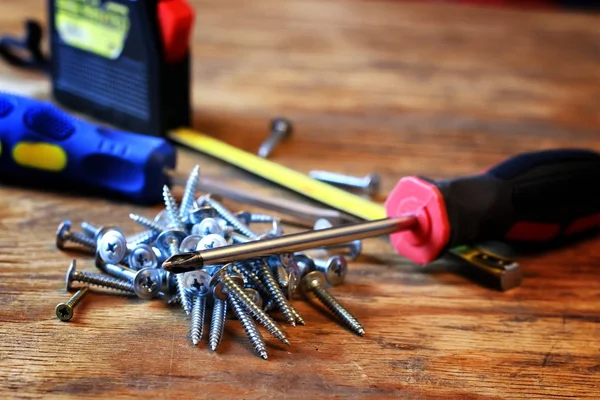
0, 93, 176, 203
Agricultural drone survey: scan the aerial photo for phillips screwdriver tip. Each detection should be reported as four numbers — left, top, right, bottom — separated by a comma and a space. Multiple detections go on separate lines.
162, 252, 202, 273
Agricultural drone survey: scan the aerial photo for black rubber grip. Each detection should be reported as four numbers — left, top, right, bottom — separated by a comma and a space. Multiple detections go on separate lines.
433, 149, 600, 247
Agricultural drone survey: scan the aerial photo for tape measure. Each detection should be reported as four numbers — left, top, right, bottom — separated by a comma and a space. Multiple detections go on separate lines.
48, 0, 194, 136
169, 127, 388, 221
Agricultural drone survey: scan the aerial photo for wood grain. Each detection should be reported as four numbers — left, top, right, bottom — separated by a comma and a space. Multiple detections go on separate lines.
0, 1, 599, 399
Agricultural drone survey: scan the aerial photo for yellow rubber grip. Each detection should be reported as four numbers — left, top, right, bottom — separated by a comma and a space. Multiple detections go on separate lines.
12, 142, 67, 172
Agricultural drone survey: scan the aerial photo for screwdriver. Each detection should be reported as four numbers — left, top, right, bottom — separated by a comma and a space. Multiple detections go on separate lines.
163, 148, 600, 272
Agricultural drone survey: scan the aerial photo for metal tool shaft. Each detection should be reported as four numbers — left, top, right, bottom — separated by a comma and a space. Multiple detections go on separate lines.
163, 215, 417, 274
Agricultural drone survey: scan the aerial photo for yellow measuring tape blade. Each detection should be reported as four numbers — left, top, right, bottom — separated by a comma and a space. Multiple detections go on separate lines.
169, 128, 387, 221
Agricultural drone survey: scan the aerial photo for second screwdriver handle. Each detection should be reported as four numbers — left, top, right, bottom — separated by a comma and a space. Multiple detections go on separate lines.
0, 93, 176, 203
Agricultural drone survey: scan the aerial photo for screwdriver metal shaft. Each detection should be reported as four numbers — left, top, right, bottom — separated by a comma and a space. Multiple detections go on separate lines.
163, 215, 417, 274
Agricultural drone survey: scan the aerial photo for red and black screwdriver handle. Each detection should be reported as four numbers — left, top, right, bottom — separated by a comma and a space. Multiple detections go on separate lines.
385, 149, 600, 264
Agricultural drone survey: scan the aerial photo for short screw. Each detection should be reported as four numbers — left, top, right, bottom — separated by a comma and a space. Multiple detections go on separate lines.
129, 213, 166, 233
219, 271, 290, 346
65, 259, 134, 293
162, 185, 185, 231
208, 297, 227, 351
229, 295, 268, 360
190, 290, 207, 346
258, 117, 293, 158
200, 195, 258, 239
56, 220, 96, 251
308, 170, 380, 196
314, 255, 348, 287
55, 286, 89, 322
179, 165, 200, 222
301, 271, 364, 336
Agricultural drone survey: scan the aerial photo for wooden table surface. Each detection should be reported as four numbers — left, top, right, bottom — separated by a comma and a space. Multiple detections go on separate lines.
1, 1, 599, 399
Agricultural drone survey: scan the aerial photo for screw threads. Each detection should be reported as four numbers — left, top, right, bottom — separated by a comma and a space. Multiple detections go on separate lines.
168, 241, 180, 258
127, 230, 158, 246
190, 292, 206, 345
249, 214, 275, 223
257, 263, 297, 327
176, 274, 192, 315
229, 295, 268, 359
275, 265, 290, 289
162, 185, 185, 231
179, 165, 200, 221
233, 264, 270, 300
103, 263, 136, 282
167, 293, 181, 305
129, 213, 166, 233
209, 298, 227, 351
220, 273, 289, 346
66, 286, 89, 308
73, 271, 135, 292
70, 232, 97, 250
204, 197, 258, 239
311, 285, 365, 336
81, 221, 99, 238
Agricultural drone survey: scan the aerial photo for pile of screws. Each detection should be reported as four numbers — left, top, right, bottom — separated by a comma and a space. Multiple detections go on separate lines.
54, 166, 364, 359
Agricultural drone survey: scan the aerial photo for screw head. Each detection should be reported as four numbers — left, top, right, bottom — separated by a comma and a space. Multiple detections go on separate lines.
128, 244, 157, 270
300, 271, 327, 294
56, 220, 72, 250
94, 225, 123, 242
189, 205, 218, 224
197, 218, 223, 237
155, 229, 187, 253
55, 303, 74, 321
179, 235, 203, 253
270, 117, 293, 137
363, 173, 381, 195
243, 288, 262, 309
133, 268, 162, 299
318, 256, 348, 286
181, 270, 211, 294
233, 211, 251, 225
98, 230, 128, 264
313, 218, 333, 230
294, 254, 315, 278
153, 210, 170, 226
196, 234, 227, 250
348, 240, 362, 261
65, 259, 77, 291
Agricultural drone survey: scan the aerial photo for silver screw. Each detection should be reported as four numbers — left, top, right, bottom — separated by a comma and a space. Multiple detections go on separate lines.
129, 213, 166, 233
126, 230, 159, 247
190, 290, 207, 346
179, 234, 203, 253
162, 185, 185, 231
208, 297, 227, 351
195, 218, 224, 237
258, 118, 293, 158
179, 165, 200, 222
229, 295, 268, 359
314, 255, 348, 287
218, 271, 290, 346
188, 205, 218, 224
156, 229, 191, 314
255, 260, 298, 327
231, 264, 270, 301
55, 286, 89, 322
274, 263, 290, 289
301, 271, 364, 336
97, 230, 128, 265
65, 259, 134, 293
56, 220, 96, 251
127, 244, 158, 270
308, 170, 380, 196
200, 195, 258, 239
97, 259, 161, 299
